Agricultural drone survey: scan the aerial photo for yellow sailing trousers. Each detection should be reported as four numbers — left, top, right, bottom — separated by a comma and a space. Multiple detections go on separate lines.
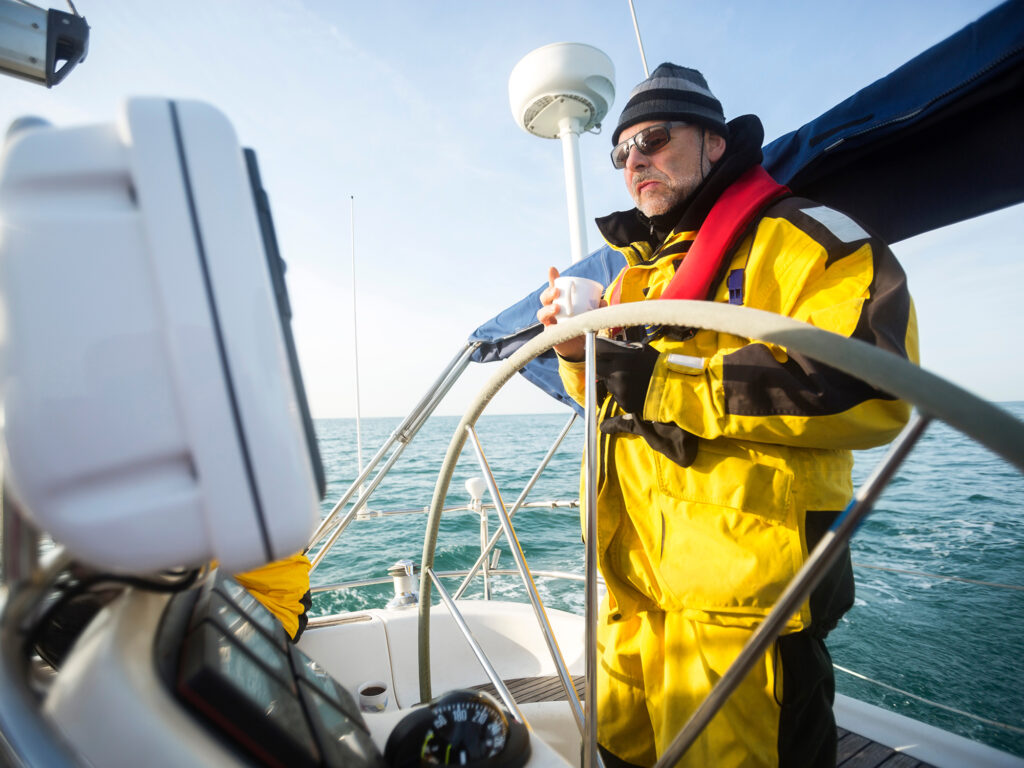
597, 607, 781, 768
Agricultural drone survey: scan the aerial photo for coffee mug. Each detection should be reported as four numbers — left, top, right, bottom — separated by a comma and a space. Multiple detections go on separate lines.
552, 276, 603, 320
357, 680, 389, 712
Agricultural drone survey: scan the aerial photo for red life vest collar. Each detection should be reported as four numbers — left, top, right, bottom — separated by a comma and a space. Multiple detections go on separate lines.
610, 165, 789, 305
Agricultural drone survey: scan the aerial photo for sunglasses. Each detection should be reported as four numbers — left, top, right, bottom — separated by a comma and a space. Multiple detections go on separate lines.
610, 122, 688, 169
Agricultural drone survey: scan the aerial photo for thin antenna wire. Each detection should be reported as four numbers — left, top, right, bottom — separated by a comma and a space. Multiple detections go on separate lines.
628, 0, 650, 77
350, 196, 365, 493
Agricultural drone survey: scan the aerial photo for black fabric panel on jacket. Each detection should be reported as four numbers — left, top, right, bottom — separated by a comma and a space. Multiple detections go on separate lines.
597, 745, 646, 768
600, 415, 699, 468
292, 589, 312, 643
804, 510, 855, 640
657, 239, 693, 258
852, 242, 913, 359
764, 199, 912, 360
723, 197, 911, 417
771, 199, 871, 269
775, 632, 837, 768
594, 209, 649, 252
595, 338, 660, 416
723, 343, 897, 417
774, 509, 853, 768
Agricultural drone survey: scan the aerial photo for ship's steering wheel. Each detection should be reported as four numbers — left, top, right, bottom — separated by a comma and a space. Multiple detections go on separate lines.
417, 300, 1024, 747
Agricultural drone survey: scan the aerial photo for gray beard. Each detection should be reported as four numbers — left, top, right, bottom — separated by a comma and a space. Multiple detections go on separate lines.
633, 178, 695, 217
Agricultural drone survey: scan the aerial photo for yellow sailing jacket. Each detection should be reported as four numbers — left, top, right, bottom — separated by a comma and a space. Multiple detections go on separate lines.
232, 551, 312, 640
559, 192, 918, 631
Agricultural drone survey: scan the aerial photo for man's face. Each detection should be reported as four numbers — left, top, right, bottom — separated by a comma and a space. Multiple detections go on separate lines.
620, 121, 726, 217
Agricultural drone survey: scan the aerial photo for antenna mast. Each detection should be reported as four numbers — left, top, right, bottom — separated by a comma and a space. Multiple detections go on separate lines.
628, 0, 650, 77
350, 196, 364, 491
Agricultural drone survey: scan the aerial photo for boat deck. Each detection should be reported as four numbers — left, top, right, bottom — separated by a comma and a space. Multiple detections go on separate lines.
471, 677, 936, 768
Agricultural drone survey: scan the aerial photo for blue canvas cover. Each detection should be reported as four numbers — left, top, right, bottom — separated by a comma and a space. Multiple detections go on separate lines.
762, 0, 1024, 245
467, 245, 625, 413
469, 0, 1024, 409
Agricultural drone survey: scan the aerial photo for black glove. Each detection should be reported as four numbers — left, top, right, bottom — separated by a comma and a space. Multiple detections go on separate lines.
595, 337, 659, 415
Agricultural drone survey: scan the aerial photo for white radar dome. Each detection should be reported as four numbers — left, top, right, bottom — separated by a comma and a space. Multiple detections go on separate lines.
509, 42, 615, 138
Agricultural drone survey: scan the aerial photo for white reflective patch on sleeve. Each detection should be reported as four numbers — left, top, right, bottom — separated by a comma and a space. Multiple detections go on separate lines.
666, 353, 705, 372
802, 206, 871, 243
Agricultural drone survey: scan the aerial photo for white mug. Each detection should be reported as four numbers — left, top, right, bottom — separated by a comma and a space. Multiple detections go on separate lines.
552, 276, 603, 320
357, 680, 389, 712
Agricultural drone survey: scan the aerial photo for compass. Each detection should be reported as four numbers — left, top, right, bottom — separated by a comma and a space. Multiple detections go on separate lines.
384, 689, 530, 768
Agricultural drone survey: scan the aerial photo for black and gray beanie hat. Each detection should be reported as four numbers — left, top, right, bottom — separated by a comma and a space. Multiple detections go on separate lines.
612, 63, 728, 145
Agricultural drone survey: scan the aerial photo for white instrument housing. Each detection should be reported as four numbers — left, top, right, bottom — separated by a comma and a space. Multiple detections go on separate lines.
0, 98, 323, 573
508, 42, 615, 138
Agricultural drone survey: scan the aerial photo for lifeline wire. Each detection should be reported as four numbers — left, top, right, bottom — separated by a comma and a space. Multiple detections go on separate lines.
834, 665, 1024, 735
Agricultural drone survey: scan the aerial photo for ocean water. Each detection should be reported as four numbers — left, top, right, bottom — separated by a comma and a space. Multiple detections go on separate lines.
309, 402, 1024, 757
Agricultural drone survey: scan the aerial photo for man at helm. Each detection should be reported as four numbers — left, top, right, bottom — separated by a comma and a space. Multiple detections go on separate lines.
538, 64, 917, 767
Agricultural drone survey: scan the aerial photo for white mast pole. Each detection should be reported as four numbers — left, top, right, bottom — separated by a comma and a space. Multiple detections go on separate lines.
558, 116, 588, 264
350, 195, 364, 492
509, 43, 614, 266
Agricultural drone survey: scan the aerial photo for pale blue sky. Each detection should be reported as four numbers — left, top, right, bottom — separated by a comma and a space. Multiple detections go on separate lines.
1, 0, 1018, 417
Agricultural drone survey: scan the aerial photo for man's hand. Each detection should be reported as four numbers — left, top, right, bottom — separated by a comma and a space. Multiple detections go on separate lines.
536, 266, 605, 362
